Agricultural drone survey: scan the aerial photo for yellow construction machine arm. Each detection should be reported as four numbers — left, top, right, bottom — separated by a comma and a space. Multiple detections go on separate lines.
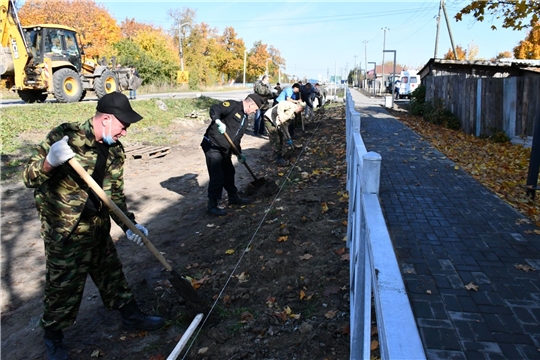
0, 0, 33, 85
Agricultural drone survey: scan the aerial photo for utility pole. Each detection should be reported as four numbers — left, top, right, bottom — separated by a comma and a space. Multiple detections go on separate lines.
354, 55, 357, 86
381, 27, 389, 95
434, 0, 442, 58
441, 0, 458, 59
178, 22, 188, 71
363, 40, 368, 89
243, 49, 247, 87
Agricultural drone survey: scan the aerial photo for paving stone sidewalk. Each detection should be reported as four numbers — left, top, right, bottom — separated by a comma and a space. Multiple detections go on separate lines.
348, 89, 540, 359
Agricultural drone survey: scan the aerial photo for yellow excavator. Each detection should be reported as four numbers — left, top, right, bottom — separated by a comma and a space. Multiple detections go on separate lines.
0, 0, 130, 103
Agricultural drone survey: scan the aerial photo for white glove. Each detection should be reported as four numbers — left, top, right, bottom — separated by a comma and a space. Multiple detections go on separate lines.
46, 135, 75, 167
126, 224, 148, 246
215, 119, 226, 134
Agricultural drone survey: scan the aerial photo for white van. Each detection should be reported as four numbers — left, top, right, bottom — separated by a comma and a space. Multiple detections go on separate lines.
397, 70, 420, 99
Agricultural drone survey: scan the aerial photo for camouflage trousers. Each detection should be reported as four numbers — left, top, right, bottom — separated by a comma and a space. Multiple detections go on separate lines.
264, 118, 284, 157
40, 214, 134, 330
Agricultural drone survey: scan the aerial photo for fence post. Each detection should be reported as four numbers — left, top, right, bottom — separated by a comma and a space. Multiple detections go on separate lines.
362, 151, 381, 194
503, 77, 517, 139
476, 78, 482, 137
526, 114, 540, 199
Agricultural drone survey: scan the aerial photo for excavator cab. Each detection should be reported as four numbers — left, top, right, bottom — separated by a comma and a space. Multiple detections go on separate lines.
23, 25, 82, 71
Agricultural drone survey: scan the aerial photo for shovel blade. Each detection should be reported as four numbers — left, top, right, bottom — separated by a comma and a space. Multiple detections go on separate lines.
169, 268, 204, 304
250, 177, 266, 188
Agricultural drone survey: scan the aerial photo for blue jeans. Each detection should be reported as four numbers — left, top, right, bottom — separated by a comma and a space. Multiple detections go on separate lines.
129, 90, 136, 99
253, 109, 266, 135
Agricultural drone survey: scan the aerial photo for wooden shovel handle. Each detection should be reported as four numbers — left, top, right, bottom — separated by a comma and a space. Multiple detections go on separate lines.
68, 158, 172, 272
222, 131, 259, 181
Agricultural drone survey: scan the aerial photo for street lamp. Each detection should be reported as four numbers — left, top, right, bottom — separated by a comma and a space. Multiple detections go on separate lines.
381, 27, 389, 95
178, 22, 189, 71
368, 61, 376, 95
383, 50, 397, 109
243, 50, 247, 88
265, 58, 272, 75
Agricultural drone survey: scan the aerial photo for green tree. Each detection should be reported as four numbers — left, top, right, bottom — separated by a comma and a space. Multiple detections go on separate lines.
455, 1, 540, 31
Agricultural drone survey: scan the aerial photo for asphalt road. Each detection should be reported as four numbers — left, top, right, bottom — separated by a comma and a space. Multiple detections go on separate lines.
0, 88, 253, 107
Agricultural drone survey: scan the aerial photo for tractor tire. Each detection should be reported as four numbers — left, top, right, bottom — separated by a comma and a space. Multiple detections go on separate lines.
53, 68, 83, 103
18, 90, 48, 103
94, 70, 119, 98
79, 90, 87, 101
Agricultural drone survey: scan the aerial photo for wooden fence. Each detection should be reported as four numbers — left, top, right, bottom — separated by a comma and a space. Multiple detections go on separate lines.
423, 75, 540, 138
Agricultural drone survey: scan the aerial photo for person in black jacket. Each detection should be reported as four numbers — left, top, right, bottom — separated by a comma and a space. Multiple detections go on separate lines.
201, 93, 264, 216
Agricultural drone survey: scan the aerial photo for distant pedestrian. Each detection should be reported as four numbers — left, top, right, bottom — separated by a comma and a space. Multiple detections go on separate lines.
129, 67, 142, 100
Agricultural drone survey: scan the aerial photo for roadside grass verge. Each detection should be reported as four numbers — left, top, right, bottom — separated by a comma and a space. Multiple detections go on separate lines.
0, 96, 219, 181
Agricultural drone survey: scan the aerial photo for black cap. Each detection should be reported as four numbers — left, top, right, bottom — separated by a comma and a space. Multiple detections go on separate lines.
247, 93, 264, 109
96, 92, 143, 124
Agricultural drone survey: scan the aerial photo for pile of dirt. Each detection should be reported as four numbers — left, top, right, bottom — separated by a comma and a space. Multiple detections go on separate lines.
1, 105, 352, 359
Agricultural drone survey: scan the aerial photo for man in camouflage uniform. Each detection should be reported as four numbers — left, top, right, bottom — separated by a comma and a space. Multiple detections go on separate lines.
252, 75, 274, 136
264, 101, 305, 166
23, 92, 164, 360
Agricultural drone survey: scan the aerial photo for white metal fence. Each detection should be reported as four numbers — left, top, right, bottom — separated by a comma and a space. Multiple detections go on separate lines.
345, 88, 425, 359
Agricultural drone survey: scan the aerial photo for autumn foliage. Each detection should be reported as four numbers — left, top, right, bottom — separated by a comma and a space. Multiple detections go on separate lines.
18, 0, 122, 58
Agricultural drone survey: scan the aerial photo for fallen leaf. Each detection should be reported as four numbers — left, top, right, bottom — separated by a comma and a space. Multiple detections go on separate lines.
465, 282, 479, 291
334, 247, 346, 255
370, 340, 379, 351
299, 254, 313, 261
515, 264, 536, 272
300, 290, 305, 300
278, 235, 288, 242
341, 254, 350, 261
198, 347, 208, 354
225, 249, 235, 255
321, 202, 329, 213
275, 249, 283, 255
235, 272, 249, 283
325, 310, 338, 319
91, 350, 102, 358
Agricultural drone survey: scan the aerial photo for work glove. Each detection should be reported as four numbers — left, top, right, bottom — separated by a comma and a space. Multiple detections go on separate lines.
236, 154, 246, 164
286, 139, 294, 146
215, 119, 226, 134
126, 224, 148, 246
46, 135, 75, 167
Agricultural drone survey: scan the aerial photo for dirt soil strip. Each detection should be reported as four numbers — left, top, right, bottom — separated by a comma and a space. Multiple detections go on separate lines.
1, 105, 351, 360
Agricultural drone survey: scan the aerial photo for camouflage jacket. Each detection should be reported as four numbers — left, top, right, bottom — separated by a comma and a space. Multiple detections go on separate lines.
22, 119, 136, 242
254, 81, 273, 110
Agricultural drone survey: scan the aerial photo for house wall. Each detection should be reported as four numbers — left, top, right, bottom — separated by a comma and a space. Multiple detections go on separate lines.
423, 74, 540, 137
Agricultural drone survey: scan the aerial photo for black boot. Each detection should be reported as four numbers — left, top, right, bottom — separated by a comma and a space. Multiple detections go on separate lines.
275, 154, 289, 167
228, 194, 251, 205
207, 198, 227, 216
119, 301, 165, 331
44, 328, 70, 360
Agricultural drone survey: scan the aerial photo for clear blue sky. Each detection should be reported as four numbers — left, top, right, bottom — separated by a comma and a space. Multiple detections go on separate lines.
96, 0, 529, 81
